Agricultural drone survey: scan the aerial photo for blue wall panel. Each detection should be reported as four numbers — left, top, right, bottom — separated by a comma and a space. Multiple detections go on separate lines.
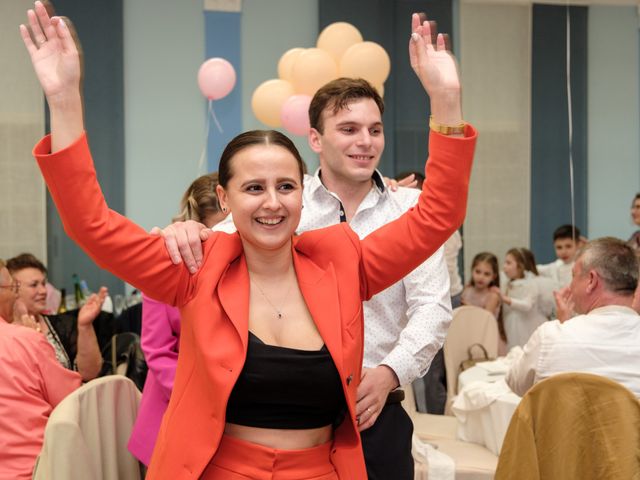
204, 11, 242, 171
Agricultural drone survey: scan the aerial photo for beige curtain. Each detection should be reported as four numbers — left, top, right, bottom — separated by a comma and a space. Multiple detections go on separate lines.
0, 0, 47, 262
460, 2, 532, 275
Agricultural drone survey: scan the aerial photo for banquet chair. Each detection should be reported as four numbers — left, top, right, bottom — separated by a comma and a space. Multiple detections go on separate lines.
443, 306, 499, 414
33, 376, 143, 480
495, 372, 640, 480
404, 384, 498, 479
403, 382, 457, 440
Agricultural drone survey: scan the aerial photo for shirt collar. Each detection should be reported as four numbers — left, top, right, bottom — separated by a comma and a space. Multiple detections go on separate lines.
587, 305, 639, 316
306, 168, 387, 196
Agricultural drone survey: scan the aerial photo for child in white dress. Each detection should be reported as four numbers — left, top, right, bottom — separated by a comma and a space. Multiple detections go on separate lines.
499, 248, 547, 350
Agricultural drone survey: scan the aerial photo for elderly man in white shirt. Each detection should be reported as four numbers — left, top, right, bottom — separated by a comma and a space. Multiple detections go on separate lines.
506, 237, 640, 398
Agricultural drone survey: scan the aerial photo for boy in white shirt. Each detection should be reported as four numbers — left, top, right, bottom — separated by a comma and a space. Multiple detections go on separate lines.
537, 225, 581, 289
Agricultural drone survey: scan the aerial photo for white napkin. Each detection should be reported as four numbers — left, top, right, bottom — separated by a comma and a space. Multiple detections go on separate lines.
475, 358, 509, 374
412, 434, 455, 480
452, 378, 512, 413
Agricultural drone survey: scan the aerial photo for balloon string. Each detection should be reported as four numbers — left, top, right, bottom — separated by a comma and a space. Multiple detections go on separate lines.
566, 6, 577, 241
197, 101, 224, 174
210, 101, 223, 134
197, 100, 212, 175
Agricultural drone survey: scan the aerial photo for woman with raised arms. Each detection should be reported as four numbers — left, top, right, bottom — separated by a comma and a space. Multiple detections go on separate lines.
21, 3, 476, 478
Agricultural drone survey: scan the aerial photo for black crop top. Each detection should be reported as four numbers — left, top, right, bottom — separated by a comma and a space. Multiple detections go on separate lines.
225, 332, 346, 429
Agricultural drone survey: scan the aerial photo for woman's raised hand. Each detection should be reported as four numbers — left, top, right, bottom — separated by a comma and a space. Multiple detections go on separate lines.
408, 13, 462, 125
19, 1, 81, 107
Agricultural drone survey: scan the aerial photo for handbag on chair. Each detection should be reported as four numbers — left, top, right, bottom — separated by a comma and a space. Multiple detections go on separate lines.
458, 343, 493, 374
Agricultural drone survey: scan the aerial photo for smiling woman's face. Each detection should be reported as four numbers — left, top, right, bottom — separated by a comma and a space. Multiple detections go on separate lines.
217, 144, 303, 255
12, 267, 47, 315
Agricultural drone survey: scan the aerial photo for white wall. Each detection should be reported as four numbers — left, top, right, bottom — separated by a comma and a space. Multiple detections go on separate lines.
123, 0, 319, 232
123, 0, 206, 231
460, 2, 532, 273
0, 0, 47, 262
588, 6, 640, 240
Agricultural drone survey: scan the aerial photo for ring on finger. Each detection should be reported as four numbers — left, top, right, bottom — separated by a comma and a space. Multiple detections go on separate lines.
38, 38, 46, 45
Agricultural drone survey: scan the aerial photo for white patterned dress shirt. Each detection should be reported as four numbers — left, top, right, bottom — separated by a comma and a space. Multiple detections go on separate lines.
300, 170, 451, 386
213, 170, 452, 386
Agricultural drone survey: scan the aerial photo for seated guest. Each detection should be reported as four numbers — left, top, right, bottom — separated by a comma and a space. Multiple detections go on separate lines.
0, 260, 82, 480
7, 253, 104, 380
506, 237, 640, 397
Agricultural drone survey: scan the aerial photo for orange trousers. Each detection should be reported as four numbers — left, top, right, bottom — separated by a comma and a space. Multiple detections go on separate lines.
200, 434, 339, 480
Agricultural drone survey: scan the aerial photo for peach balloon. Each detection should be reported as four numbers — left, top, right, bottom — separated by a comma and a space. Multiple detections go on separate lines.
278, 48, 305, 82
251, 79, 295, 127
339, 41, 391, 85
290, 48, 338, 96
371, 82, 385, 98
317, 22, 363, 64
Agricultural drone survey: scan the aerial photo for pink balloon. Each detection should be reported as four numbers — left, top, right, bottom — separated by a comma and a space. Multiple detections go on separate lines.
280, 95, 312, 136
197, 58, 236, 100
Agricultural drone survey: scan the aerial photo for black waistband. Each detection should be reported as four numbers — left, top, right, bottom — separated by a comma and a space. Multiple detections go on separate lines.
385, 389, 405, 405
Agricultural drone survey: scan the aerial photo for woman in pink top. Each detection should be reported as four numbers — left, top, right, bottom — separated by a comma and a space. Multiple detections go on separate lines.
128, 173, 227, 465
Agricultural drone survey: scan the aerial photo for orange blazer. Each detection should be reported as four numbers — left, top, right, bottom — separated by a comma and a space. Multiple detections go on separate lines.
35, 126, 476, 479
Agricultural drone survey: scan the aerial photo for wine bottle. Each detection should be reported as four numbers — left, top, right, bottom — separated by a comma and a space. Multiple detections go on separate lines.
57, 288, 68, 314
80, 279, 92, 298
73, 274, 85, 308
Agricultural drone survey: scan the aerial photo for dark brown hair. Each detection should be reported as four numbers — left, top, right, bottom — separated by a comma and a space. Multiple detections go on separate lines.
309, 78, 384, 133
6, 253, 47, 275
218, 130, 305, 188
553, 224, 581, 242
469, 252, 500, 288
173, 172, 222, 224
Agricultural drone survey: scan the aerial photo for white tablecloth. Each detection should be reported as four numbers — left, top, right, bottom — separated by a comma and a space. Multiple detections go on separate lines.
452, 358, 521, 455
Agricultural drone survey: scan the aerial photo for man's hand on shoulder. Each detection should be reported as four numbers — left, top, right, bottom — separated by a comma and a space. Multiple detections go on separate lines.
150, 220, 210, 273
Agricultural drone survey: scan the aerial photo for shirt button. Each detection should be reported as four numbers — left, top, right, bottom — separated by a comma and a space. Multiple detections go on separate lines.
339, 211, 344, 216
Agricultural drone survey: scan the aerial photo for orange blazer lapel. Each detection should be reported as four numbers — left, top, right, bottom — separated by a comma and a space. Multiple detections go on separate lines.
293, 249, 344, 375
218, 255, 250, 350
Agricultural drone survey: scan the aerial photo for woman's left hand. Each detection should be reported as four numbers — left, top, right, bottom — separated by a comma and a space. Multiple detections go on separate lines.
77, 287, 108, 328
20, 2, 82, 107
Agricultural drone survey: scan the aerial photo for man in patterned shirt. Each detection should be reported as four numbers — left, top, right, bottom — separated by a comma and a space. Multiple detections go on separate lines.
303, 77, 451, 480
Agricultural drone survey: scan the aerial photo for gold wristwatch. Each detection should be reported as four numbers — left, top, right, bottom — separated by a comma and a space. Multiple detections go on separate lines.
429, 116, 465, 135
